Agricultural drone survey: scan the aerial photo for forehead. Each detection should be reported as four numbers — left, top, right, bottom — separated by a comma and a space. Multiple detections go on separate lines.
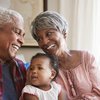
31, 56, 51, 65
37, 28, 57, 36
13, 17, 24, 31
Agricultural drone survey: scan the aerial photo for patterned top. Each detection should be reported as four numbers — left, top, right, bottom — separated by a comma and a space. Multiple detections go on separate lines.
20, 81, 61, 100
0, 58, 26, 100
56, 51, 100, 100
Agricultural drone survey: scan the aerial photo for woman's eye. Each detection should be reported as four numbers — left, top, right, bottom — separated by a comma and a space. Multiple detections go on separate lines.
47, 32, 52, 36
37, 37, 42, 42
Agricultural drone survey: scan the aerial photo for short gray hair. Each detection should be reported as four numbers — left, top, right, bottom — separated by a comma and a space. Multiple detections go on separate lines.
0, 7, 24, 27
31, 11, 69, 41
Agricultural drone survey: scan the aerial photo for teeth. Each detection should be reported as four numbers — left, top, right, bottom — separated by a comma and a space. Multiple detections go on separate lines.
13, 45, 19, 50
47, 44, 55, 49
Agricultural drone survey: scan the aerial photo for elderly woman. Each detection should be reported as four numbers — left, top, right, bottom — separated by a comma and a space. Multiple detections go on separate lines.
31, 11, 100, 100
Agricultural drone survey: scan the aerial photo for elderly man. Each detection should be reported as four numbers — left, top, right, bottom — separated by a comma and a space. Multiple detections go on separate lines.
0, 7, 26, 100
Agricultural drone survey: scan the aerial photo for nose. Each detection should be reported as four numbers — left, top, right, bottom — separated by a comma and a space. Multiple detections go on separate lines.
41, 37, 49, 46
32, 69, 37, 74
18, 35, 24, 45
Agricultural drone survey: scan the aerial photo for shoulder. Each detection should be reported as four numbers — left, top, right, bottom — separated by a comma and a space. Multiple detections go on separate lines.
52, 81, 61, 87
70, 50, 96, 66
70, 50, 94, 57
14, 58, 26, 71
21, 85, 38, 100
22, 85, 38, 94
68, 50, 95, 67
51, 81, 61, 93
70, 50, 94, 61
14, 58, 26, 77
15, 58, 25, 65
70, 50, 87, 55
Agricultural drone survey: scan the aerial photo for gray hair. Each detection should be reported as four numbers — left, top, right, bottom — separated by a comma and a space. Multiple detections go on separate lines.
31, 11, 69, 41
0, 7, 24, 27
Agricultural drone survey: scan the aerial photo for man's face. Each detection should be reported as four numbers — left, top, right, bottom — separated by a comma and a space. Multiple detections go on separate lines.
0, 18, 25, 61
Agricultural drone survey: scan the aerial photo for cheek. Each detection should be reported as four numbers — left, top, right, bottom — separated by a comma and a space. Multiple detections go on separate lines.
39, 70, 50, 76
0, 40, 9, 51
10, 34, 17, 40
28, 72, 32, 78
27, 71, 31, 80
37, 42, 44, 48
43, 70, 52, 78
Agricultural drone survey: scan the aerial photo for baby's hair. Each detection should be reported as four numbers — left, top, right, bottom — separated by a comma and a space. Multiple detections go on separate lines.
30, 53, 59, 80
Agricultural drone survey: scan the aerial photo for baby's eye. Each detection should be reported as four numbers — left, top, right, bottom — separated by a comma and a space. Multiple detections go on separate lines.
29, 68, 32, 70
38, 67, 43, 70
29, 67, 34, 70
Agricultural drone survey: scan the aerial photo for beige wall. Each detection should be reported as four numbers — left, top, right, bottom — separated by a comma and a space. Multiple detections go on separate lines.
17, 0, 73, 62
17, 47, 43, 62
17, 0, 63, 62
0, 0, 73, 62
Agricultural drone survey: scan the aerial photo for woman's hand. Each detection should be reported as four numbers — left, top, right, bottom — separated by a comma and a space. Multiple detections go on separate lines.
80, 93, 99, 100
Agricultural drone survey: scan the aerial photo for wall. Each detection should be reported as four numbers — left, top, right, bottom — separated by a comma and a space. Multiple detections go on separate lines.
0, 0, 73, 62
48, 0, 74, 49
17, 47, 43, 62
17, 0, 73, 62
18, 0, 62, 62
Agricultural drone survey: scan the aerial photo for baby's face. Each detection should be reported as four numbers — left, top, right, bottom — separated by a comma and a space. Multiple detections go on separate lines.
27, 57, 55, 89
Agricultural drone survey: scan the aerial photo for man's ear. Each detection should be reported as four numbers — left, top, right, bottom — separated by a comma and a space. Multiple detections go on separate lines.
50, 69, 56, 80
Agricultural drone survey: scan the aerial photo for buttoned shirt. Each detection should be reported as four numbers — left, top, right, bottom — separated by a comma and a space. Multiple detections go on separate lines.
0, 58, 26, 100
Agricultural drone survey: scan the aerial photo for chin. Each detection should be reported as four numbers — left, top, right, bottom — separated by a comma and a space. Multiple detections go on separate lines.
10, 54, 16, 60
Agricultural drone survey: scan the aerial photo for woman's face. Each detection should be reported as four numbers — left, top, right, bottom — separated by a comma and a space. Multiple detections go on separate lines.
36, 29, 66, 56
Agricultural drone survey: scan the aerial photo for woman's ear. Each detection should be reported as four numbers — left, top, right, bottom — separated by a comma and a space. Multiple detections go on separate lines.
50, 69, 56, 80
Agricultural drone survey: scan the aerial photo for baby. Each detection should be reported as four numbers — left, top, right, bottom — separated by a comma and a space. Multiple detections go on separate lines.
20, 53, 66, 100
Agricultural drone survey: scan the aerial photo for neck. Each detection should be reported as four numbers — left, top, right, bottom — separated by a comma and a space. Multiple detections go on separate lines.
0, 57, 13, 65
57, 50, 71, 58
0, 58, 5, 64
33, 84, 51, 91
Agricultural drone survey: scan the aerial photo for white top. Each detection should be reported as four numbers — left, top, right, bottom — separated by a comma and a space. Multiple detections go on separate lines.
21, 81, 61, 100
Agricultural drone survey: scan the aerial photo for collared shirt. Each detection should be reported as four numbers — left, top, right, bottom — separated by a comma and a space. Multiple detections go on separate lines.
0, 58, 26, 100
2, 63, 18, 100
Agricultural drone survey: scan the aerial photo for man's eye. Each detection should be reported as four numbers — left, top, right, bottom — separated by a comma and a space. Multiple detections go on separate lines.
15, 28, 21, 34
13, 27, 21, 35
